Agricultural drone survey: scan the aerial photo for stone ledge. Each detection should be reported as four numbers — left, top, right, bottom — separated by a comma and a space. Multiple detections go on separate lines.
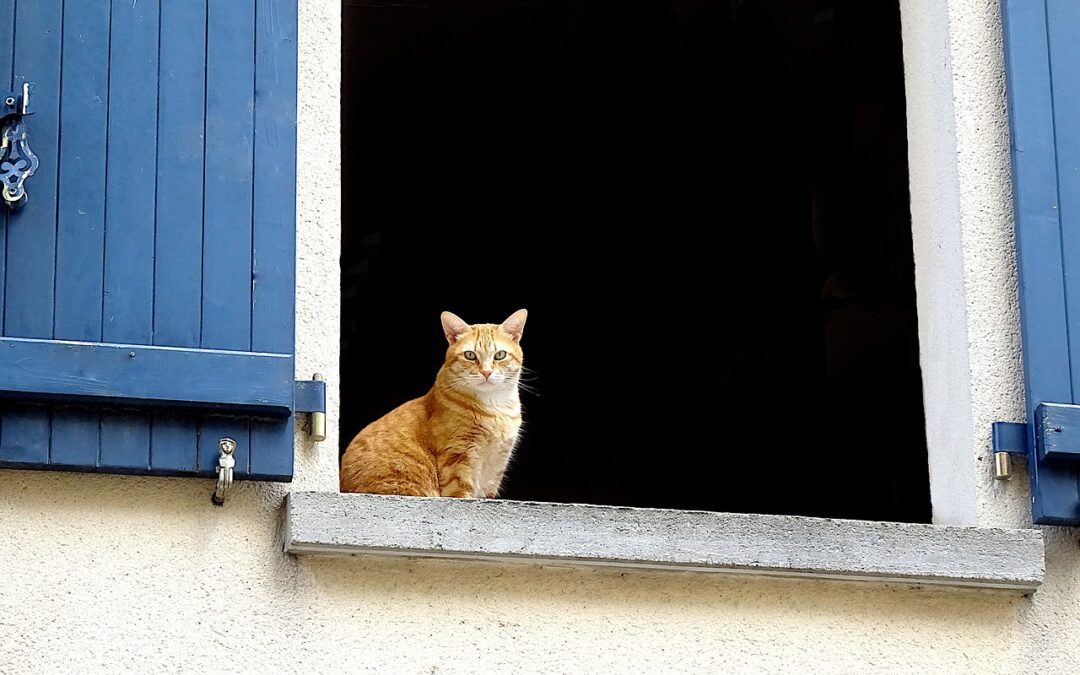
283, 491, 1045, 591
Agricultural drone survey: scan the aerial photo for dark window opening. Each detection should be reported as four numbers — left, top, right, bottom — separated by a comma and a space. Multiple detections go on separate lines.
341, 0, 930, 522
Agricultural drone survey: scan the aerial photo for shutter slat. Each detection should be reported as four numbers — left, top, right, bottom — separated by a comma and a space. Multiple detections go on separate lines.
202, 0, 255, 352
0, 0, 15, 335
196, 0, 258, 474
50, 0, 110, 468
102, 0, 158, 345
1046, 1, 1080, 399
0, 1, 63, 465
150, 413, 198, 475
251, 0, 297, 356
5, 0, 60, 339
99, 413, 149, 473
153, 0, 207, 350
55, 0, 109, 344
98, 0, 160, 472
249, 0, 298, 479
149, 0, 210, 473
50, 407, 98, 471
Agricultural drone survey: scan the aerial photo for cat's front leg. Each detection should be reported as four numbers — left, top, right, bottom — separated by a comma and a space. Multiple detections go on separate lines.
479, 436, 517, 498
481, 468, 507, 499
436, 447, 480, 498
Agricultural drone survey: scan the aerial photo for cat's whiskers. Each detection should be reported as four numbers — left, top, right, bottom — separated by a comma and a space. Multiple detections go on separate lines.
515, 381, 540, 396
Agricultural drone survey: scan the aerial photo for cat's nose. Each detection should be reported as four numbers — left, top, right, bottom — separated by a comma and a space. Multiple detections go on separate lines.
481, 370, 493, 380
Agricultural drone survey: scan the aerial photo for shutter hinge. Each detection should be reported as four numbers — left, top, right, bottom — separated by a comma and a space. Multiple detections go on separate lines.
0, 82, 37, 209
294, 374, 327, 442
992, 421, 1028, 480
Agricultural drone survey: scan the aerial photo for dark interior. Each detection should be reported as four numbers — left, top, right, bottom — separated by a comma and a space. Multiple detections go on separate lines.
341, 0, 930, 522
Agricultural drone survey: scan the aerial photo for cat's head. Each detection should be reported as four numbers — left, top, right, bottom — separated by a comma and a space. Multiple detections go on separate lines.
439, 309, 527, 393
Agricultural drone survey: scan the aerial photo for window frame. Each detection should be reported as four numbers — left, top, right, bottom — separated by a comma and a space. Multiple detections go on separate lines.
283, 2, 1046, 590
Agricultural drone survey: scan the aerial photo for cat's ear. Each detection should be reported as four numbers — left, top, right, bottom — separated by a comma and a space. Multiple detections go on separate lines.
500, 309, 528, 342
440, 311, 470, 344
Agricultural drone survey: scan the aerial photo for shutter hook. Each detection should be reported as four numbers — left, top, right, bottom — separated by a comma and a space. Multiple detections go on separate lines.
211, 437, 237, 506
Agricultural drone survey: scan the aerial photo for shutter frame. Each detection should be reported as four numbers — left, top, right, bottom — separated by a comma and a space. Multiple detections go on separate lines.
0, 0, 299, 482
1002, 0, 1080, 524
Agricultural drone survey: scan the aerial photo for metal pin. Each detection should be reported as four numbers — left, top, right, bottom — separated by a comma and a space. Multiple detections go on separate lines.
994, 451, 1012, 480
310, 373, 326, 442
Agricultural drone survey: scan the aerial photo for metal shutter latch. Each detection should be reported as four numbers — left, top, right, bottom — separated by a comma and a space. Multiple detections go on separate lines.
211, 437, 237, 506
0, 82, 37, 209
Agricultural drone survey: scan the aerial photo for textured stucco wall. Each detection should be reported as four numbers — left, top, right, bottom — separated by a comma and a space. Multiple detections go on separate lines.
1, 0, 1079, 673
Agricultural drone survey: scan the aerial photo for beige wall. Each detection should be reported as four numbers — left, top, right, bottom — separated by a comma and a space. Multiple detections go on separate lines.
2, 0, 1079, 672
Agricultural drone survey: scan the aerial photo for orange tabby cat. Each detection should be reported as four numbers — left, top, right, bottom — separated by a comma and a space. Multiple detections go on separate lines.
340, 309, 527, 498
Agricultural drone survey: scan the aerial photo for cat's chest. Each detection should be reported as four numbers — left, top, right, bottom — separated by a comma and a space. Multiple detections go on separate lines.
469, 410, 520, 446
464, 402, 521, 453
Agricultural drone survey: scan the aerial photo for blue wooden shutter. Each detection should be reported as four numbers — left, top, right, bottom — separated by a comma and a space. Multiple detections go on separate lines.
1002, 0, 1080, 524
0, 0, 299, 481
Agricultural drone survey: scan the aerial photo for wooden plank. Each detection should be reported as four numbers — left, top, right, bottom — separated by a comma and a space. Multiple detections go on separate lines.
102, 0, 158, 344
149, 0, 208, 473
50, 0, 110, 468
153, 0, 206, 349
1035, 402, 1080, 461
1002, 0, 1079, 524
50, 405, 99, 471
97, 0, 160, 470
1048, 0, 1080, 400
249, 418, 291, 480
0, 0, 15, 453
54, 0, 109, 342
249, 0, 298, 479
200, 0, 257, 468
5, 0, 60, 339
0, 0, 63, 464
202, 0, 255, 352
149, 413, 199, 475
0, 337, 294, 415
100, 411, 149, 473
0, 0, 14, 334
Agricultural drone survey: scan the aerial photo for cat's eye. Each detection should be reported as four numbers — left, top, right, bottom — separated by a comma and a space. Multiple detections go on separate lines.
494, 350, 507, 360
463, 351, 477, 361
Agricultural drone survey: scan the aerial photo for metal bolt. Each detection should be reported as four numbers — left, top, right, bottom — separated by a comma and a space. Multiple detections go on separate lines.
4, 97, 14, 107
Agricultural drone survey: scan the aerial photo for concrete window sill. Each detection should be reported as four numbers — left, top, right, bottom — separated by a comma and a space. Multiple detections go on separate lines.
283, 492, 1045, 592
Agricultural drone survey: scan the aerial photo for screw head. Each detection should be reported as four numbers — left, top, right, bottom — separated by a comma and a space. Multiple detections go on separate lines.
4, 97, 15, 107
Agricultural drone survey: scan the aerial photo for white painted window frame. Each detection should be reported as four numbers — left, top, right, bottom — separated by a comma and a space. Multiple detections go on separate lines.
286, 2, 1045, 592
